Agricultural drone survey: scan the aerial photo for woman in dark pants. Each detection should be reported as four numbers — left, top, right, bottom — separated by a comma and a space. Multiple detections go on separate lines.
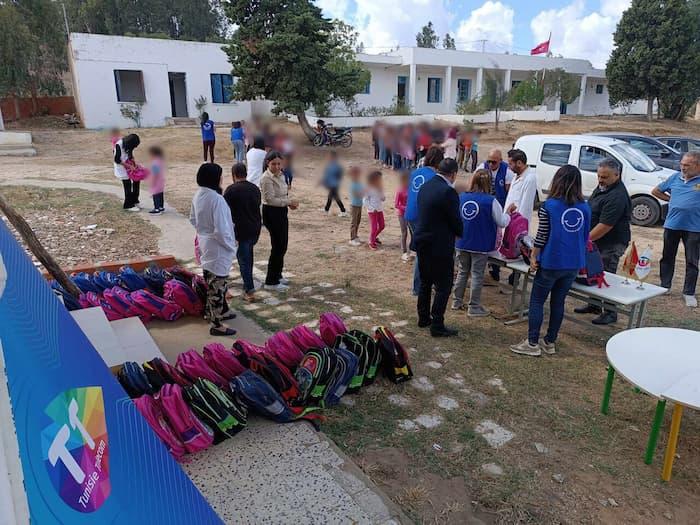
113, 134, 142, 211
260, 151, 299, 291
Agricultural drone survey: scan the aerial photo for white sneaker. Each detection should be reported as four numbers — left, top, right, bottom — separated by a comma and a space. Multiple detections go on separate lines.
539, 339, 556, 355
125, 206, 140, 212
279, 277, 290, 285
509, 339, 542, 357
401, 253, 411, 262
264, 283, 289, 292
349, 239, 362, 246
684, 294, 698, 308
338, 212, 348, 218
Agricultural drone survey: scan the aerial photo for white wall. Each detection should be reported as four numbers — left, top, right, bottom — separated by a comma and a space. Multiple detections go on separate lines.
69, 33, 253, 129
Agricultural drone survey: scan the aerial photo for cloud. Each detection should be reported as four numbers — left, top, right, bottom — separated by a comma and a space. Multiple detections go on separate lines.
455, 1, 515, 53
315, 0, 351, 20
530, 0, 631, 68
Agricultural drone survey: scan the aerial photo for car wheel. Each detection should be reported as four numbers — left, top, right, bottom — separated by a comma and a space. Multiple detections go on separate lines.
631, 195, 661, 227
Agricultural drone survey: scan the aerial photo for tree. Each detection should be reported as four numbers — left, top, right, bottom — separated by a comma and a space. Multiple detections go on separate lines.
481, 73, 509, 130
443, 33, 456, 50
0, 4, 37, 118
543, 68, 580, 106
508, 74, 545, 109
223, 1, 368, 140
607, 0, 699, 120
416, 21, 439, 48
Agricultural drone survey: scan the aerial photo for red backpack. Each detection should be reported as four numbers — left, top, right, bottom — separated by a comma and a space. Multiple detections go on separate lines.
158, 384, 213, 454
163, 279, 204, 317
319, 312, 348, 346
202, 343, 246, 380
375, 326, 413, 384
176, 349, 229, 390
576, 240, 610, 288
231, 340, 267, 368
134, 394, 187, 459
266, 331, 305, 369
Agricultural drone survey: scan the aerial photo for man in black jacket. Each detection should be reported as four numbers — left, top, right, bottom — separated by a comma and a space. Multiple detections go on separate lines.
414, 158, 463, 337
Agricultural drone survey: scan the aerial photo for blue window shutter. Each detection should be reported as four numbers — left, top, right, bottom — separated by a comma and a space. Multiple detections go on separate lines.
211, 74, 223, 104
222, 74, 233, 103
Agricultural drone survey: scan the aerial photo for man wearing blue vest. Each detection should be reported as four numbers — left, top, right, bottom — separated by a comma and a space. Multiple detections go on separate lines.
404, 146, 444, 296
483, 149, 515, 282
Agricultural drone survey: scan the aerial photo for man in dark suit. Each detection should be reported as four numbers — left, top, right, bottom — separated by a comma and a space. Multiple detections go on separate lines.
414, 158, 463, 337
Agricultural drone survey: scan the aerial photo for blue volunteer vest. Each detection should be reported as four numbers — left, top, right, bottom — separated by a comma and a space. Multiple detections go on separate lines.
539, 198, 591, 270
456, 192, 497, 252
483, 160, 508, 207
405, 166, 436, 222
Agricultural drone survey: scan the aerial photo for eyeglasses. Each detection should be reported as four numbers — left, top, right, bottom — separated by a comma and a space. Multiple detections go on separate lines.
487, 160, 498, 164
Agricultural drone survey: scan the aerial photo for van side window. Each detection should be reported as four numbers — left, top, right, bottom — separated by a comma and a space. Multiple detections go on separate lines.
540, 143, 571, 167
579, 146, 621, 173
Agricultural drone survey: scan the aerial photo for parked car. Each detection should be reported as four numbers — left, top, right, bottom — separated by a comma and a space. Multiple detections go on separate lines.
587, 132, 682, 170
654, 136, 700, 154
514, 134, 675, 226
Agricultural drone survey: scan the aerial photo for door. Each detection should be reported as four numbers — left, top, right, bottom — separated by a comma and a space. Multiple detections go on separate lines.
559, 101, 568, 115
628, 137, 677, 169
538, 143, 573, 196
168, 72, 188, 118
576, 145, 622, 196
397, 76, 407, 103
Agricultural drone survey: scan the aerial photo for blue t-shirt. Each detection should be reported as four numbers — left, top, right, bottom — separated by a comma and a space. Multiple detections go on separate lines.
230, 127, 244, 142
323, 161, 343, 189
405, 166, 436, 223
539, 198, 591, 270
201, 120, 215, 141
350, 181, 364, 207
657, 172, 700, 232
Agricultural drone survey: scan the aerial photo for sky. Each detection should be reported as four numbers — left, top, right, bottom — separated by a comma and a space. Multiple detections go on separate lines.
315, 0, 632, 68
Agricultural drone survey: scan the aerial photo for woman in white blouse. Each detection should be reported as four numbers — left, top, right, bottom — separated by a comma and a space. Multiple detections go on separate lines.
245, 136, 267, 187
190, 163, 238, 336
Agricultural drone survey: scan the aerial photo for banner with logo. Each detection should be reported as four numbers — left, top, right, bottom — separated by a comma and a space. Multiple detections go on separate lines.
0, 221, 221, 524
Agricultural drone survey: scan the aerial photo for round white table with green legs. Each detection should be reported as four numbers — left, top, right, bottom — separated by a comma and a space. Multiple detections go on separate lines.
601, 327, 700, 480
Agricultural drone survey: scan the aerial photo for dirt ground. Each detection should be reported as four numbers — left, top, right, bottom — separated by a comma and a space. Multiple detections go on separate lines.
2, 115, 700, 524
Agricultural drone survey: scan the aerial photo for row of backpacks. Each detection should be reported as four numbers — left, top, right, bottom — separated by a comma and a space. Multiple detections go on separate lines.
51, 264, 207, 323
117, 312, 414, 460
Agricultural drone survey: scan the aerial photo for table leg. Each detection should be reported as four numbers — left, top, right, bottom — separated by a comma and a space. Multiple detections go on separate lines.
661, 404, 684, 481
645, 400, 667, 465
601, 366, 615, 415
627, 303, 638, 330
509, 271, 520, 313
635, 301, 648, 328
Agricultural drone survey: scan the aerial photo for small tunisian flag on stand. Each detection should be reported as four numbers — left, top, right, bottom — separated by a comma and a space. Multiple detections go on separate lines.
531, 33, 551, 55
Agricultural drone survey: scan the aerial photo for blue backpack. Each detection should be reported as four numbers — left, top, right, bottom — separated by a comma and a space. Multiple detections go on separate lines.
117, 362, 154, 398
142, 264, 171, 296
92, 270, 120, 292
50, 281, 82, 311
229, 370, 296, 423
118, 266, 149, 292
71, 272, 101, 293
325, 347, 359, 406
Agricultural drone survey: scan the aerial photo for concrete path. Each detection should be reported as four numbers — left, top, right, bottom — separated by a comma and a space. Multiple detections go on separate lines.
2, 179, 195, 261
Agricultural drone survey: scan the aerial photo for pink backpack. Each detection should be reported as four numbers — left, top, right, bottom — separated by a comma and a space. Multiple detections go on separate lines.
176, 349, 229, 389
78, 293, 92, 309
109, 287, 153, 323
266, 332, 305, 369
103, 287, 133, 317
124, 159, 150, 181
499, 212, 529, 260
163, 279, 204, 317
130, 289, 184, 322
288, 325, 326, 350
159, 383, 213, 453
319, 312, 348, 346
134, 394, 187, 459
202, 343, 246, 380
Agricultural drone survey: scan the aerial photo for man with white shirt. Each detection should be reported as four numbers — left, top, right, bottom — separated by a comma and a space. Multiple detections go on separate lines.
505, 149, 538, 229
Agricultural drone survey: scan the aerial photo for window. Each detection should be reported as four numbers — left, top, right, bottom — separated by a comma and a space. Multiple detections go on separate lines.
579, 146, 621, 173
628, 138, 664, 156
595, 84, 604, 94
359, 77, 370, 94
540, 143, 571, 167
688, 141, 700, 152
210, 74, 234, 104
511, 80, 522, 89
427, 77, 442, 103
397, 76, 407, 101
114, 70, 145, 102
457, 79, 470, 102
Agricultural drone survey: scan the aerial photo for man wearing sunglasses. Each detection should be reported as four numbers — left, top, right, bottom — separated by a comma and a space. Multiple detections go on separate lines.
484, 149, 515, 282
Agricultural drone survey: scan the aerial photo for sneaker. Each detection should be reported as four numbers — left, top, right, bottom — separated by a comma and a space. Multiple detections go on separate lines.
338, 211, 348, 218
430, 326, 459, 338
279, 277, 290, 285
349, 239, 362, 247
243, 292, 256, 303
467, 305, 490, 317
592, 311, 618, 325
401, 253, 411, 263
684, 294, 698, 308
369, 244, 378, 251
148, 208, 162, 214
451, 303, 466, 311
264, 283, 289, 292
125, 206, 140, 212
509, 339, 542, 357
539, 339, 556, 355
158, 207, 166, 213
375, 238, 383, 245
574, 304, 601, 315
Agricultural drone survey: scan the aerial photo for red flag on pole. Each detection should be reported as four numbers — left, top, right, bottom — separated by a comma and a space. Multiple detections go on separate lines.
531, 33, 551, 55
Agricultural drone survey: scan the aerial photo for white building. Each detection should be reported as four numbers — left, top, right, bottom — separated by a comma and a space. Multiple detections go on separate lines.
68, 32, 620, 129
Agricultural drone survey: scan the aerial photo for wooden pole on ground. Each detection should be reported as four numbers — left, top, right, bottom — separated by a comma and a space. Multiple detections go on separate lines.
0, 192, 81, 297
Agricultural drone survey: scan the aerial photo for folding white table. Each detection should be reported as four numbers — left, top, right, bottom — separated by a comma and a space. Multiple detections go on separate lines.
601, 327, 700, 481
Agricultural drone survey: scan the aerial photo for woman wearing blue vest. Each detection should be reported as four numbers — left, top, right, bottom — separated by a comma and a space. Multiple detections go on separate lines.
453, 169, 514, 316
511, 165, 591, 357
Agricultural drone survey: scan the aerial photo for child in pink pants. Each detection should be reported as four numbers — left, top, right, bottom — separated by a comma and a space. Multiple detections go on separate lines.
364, 170, 385, 250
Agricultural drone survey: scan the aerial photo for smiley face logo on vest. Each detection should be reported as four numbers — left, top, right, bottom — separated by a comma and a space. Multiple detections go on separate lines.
461, 200, 480, 221
412, 174, 426, 192
561, 208, 585, 233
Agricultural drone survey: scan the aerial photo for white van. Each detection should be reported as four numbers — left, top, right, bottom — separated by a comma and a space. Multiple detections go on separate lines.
514, 134, 675, 226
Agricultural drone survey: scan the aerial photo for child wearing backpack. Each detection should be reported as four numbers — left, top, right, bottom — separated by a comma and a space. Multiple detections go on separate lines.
148, 145, 166, 214
395, 170, 410, 262
348, 166, 364, 246
201, 112, 216, 163
453, 169, 514, 316
364, 170, 385, 250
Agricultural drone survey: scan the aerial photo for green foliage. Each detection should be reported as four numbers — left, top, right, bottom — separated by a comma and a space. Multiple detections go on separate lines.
0, 5, 34, 98
346, 97, 413, 117
120, 103, 144, 127
223, 0, 368, 134
508, 75, 545, 109
416, 21, 439, 48
194, 95, 208, 116
607, 0, 700, 120
455, 98, 486, 115
443, 33, 456, 50
543, 68, 579, 105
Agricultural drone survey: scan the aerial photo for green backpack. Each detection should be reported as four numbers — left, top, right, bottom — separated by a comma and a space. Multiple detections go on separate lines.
348, 330, 382, 387
183, 378, 247, 443
334, 332, 367, 393
294, 347, 340, 407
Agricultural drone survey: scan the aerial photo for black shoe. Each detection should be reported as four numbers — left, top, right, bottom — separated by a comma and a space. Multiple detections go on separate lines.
210, 326, 237, 336
431, 326, 458, 338
574, 304, 601, 315
418, 318, 432, 328
592, 311, 617, 325
221, 313, 237, 321
489, 268, 500, 282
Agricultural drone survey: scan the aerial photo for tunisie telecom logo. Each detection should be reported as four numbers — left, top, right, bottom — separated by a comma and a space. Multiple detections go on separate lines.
41, 386, 111, 512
